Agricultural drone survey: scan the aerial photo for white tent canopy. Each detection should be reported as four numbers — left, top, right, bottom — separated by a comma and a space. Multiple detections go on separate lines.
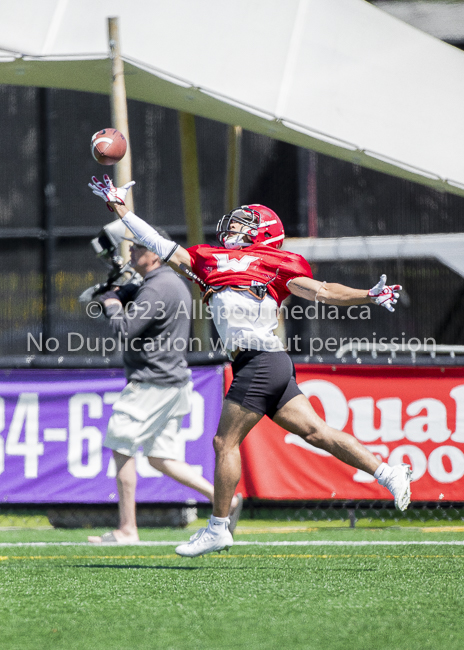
1, 0, 464, 195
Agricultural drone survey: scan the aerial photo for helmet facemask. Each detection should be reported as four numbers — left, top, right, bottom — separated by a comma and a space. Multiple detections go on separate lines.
216, 207, 260, 249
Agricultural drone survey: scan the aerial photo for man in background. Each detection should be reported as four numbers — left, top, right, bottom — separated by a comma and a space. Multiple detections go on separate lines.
87, 232, 242, 543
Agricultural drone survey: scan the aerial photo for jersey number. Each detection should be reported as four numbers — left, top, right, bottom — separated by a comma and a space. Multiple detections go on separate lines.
213, 254, 259, 273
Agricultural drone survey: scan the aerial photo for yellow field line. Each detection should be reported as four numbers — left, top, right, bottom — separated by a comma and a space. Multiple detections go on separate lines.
420, 526, 464, 532
236, 527, 320, 534
235, 525, 464, 534
212, 553, 464, 559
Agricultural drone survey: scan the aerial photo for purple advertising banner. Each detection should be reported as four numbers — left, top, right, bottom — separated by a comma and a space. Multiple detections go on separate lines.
0, 367, 224, 503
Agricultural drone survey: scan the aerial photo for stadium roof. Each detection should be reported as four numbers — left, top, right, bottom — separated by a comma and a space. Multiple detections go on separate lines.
1, 0, 464, 196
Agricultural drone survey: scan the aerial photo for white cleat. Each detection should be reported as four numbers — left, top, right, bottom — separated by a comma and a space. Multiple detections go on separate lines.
383, 464, 412, 511
176, 520, 233, 558
189, 527, 206, 542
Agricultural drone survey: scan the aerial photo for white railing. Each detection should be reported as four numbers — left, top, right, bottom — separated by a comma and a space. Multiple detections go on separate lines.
335, 343, 464, 360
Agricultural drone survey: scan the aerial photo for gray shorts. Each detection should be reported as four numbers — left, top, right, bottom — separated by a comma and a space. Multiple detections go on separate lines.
105, 380, 193, 459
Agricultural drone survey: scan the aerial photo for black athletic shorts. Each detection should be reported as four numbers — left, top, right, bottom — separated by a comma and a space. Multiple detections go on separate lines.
226, 350, 303, 419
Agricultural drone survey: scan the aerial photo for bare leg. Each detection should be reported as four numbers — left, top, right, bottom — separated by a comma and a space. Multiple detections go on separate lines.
113, 452, 139, 537
212, 400, 262, 518
148, 457, 214, 501
88, 451, 139, 543
273, 394, 381, 474
148, 457, 241, 511
176, 389, 386, 558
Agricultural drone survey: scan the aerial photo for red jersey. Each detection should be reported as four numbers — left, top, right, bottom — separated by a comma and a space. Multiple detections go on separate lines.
187, 244, 313, 306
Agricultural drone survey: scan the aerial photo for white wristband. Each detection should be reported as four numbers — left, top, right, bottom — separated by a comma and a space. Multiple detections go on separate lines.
122, 212, 178, 261
315, 281, 326, 302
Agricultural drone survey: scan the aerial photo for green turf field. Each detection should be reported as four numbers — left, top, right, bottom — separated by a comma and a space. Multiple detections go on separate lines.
1, 521, 463, 650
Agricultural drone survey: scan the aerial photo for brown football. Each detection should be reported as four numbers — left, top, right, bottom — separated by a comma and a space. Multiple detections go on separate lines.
91, 128, 127, 165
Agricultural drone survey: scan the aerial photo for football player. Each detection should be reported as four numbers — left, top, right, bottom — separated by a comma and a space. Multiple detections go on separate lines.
89, 175, 411, 557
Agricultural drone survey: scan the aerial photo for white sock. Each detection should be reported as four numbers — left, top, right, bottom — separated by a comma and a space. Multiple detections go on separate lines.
374, 462, 392, 486
210, 515, 229, 528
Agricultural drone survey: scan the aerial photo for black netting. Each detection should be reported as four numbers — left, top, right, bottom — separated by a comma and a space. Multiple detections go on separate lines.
0, 239, 43, 355
284, 259, 464, 355
316, 155, 464, 237
0, 86, 41, 230
50, 238, 123, 356
1, 501, 464, 530
1, 84, 464, 358
242, 500, 464, 528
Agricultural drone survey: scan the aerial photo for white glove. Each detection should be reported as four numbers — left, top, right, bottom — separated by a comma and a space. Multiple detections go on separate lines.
88, 174, 135, 211
368, 274, 402, 313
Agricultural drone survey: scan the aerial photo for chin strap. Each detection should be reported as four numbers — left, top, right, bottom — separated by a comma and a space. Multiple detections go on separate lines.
224, 233, 253, 249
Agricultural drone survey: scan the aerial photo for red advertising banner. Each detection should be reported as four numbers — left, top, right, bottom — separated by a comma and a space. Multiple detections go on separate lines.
230, 365, 464, 502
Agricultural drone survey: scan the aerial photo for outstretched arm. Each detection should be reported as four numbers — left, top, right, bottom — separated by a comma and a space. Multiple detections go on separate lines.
109, 203, 192, 270
288, 274, 401, 312
87, 174, 192, 270
288, 276, 369, 306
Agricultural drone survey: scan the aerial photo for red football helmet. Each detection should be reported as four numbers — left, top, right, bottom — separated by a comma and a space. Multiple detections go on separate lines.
216, 204, 285, 249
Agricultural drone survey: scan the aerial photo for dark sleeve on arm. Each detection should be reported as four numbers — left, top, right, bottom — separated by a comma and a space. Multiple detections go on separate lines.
113, 283, 140, 306
103, 284, 166, 339
99, 283, 139, 306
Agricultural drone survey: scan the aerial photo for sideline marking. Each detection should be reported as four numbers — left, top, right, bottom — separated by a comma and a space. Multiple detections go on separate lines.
0, 540, 464, 547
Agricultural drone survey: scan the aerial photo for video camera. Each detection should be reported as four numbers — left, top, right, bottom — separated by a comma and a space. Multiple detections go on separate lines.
79, 219, 142, 303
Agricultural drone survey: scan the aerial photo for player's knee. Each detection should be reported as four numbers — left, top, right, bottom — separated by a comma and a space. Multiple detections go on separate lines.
213, 434, 224, 455
213, 433, 236, 456
304, 424, 325, 446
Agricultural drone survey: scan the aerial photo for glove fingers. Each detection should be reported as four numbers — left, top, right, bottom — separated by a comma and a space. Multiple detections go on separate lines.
383, 299, 394, 312
369, 274, 387, 296
371, 274, 401, 312
103, 174, 114, 189
91, 177, 106, 190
